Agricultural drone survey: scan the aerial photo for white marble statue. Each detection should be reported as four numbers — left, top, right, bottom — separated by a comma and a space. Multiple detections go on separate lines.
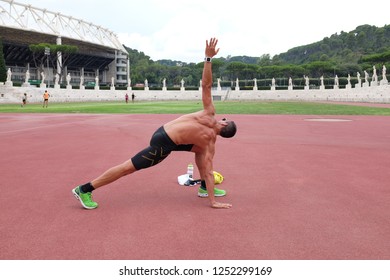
372, 65, 378, 83
382, 65, 387, 79
6, 68, 12, 81
364, 71, 369, 83
355, 72, 361, 87
25, 70, 30, 84
66, 73, 71, 85
80, 75, 84, 86
304, 75, 309, 86
54, 73, 59, 85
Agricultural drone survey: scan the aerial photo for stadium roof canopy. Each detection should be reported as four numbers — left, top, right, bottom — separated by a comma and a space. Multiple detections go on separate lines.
0, 0, 127, 70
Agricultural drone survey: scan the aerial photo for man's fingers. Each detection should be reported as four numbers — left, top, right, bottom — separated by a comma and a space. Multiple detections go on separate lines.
210, 38, 218, 48
212, 202, 232, 209
207, 38, 218, 48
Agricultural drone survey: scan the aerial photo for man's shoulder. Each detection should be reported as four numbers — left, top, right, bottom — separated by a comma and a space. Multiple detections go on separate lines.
193, 109, 215, 118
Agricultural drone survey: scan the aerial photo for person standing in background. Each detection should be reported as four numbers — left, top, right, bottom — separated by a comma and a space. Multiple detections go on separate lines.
21, 93, 27, 107
43, 90, 50, 108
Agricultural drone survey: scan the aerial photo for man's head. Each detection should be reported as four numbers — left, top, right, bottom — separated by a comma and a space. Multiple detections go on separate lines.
219, 118, 237, 138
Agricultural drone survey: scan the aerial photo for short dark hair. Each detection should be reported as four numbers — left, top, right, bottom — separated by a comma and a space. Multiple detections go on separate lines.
220, 121, 237, 138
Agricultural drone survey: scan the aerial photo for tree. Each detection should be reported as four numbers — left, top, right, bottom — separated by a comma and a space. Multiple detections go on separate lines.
258, 54, 272, 66
304, 61, 336, 77
225, 61, 247, 80
29, 43, 78, 81
361, 49, 389, 63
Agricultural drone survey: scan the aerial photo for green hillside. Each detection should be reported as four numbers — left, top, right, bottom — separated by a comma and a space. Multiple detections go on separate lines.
124, 24, 390, 87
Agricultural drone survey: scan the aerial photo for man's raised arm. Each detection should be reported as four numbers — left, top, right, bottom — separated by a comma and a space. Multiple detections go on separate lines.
202, 38, 220, 113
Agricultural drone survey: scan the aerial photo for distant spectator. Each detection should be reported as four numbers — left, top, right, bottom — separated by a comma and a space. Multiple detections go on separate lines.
43, 90, 50, 108
21, 93, 27, 107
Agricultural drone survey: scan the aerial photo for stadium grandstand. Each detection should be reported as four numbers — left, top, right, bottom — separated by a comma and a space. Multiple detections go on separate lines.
0, 0, 129, 87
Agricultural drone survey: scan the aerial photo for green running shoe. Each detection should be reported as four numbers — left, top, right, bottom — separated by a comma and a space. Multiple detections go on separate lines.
72, 186, 98, 209
198, 187, 226, 197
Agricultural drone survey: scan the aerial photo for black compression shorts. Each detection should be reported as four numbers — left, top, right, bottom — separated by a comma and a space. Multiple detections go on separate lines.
131, 126, 193, 170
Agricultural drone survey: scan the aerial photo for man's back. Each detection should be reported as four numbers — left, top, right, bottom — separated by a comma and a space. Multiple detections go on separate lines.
164, 110, 217, 149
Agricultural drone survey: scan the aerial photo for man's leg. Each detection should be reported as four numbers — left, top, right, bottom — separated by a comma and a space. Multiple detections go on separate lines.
73, 127, 173, 209
91, 159, 136, 189
73, 159, 136, 209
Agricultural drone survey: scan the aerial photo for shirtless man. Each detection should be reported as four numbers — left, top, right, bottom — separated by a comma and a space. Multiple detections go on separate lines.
72, 38, 236, 209
43, 90, 50, 108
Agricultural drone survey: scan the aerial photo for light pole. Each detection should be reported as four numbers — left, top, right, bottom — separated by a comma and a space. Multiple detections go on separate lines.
44, 47, 50, 88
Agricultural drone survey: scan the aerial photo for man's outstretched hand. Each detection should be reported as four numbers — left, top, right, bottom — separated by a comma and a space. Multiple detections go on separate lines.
205, 38, 220, 58
211, 201, 232, 209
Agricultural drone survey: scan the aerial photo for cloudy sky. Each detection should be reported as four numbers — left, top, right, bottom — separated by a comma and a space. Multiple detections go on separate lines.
13, 0, 390, 62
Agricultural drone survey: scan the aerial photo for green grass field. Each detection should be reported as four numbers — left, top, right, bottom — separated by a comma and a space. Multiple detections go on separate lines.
1, 101, 390, 115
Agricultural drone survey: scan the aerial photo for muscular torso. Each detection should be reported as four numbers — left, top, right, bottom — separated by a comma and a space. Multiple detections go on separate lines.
163, 110, 217, 151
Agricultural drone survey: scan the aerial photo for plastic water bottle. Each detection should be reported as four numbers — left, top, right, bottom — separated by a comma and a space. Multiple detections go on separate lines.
187, 163, 194, 179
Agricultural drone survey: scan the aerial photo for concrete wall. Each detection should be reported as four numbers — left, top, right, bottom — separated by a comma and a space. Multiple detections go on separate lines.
1, 84, 389, 104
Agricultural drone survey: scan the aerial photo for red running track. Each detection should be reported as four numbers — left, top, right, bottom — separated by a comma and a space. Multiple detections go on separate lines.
0, 113, 389, 260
